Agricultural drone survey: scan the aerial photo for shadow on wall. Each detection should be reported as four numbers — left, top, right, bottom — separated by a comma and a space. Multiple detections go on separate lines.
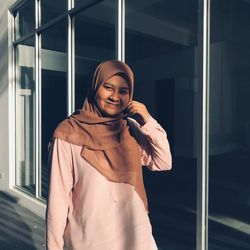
0, 16, 8, 95
0, 5, 9, 96
0, 191, 38, 250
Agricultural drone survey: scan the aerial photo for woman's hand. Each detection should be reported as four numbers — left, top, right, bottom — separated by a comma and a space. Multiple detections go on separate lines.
125, 101, 150, 126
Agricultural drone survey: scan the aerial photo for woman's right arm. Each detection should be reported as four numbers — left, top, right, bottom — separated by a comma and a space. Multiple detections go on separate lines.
46, 138, 73, 250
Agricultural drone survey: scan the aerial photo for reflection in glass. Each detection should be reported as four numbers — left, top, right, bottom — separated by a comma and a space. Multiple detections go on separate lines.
126, 0, 198, 249
15, 38, 36, 195
74, 0, 116, 109
41, 20, 67, 198
14, 1, 35, 40
209, 0, 250, 248
41, 0, 67, 25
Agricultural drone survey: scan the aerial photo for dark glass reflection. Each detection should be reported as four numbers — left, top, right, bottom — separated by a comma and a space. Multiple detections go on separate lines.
74, 0, 116, 109
41, 20, 67, 198
15, 38, 36, 195
209, 0, 250, 249
41, 0, 67, 25
126, 0, 198, 249
14, 1, 35, 40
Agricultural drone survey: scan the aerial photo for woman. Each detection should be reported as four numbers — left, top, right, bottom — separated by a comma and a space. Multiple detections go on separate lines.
46, 60, 172, 250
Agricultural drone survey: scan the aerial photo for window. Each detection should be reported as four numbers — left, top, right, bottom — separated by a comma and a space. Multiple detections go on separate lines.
41, 0, 67, 25
74, 0, 117, 109
11, 0, 249, 249
10, 0, 117, 200
40, 19, 68, 198
125, 0, 198, 248
209, 0, 250, 248
15, 37, 36, 195
14, 0, 35, 40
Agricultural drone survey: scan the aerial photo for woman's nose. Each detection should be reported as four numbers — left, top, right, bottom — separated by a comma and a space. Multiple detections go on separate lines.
110, 91, 120, 101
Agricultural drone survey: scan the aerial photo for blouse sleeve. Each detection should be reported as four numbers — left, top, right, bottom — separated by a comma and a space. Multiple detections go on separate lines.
128, 116, 172, 171
46, 138, 73, 250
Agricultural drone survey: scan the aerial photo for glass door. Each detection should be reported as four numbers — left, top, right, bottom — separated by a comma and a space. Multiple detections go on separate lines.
209, 0, 250, 249
125, 1, 199, 249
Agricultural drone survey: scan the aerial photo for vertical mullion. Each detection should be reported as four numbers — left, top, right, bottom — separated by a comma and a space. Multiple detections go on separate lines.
35, 0, 41, 198
117, 0, 125, 62
68, 0, 75, 115
197, 0, 210, 249
72, 17, 75, 112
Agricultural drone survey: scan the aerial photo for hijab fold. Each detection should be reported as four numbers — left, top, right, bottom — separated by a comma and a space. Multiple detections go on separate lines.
52, 60, 148, 211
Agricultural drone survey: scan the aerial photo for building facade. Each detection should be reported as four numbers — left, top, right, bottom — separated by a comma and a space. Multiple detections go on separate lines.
0, 0, 250, 249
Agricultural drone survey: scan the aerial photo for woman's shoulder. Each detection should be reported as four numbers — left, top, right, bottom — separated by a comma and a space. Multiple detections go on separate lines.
50, 138, 73, 154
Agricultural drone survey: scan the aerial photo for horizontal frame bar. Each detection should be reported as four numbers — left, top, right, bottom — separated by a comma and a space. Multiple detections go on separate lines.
68, 0, 103, 17
13, 32, 35, 46
36, 13, 68, 34
9, 0, 32, 16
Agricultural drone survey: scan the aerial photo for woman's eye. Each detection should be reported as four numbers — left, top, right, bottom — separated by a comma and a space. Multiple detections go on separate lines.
120, 91, 128, 95
104, 86, 112, 91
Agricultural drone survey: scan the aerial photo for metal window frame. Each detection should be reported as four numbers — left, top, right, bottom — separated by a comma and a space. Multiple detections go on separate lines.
10, 0, 36, 41
35, 0, 42, 198
68, 0, 75, 115
196, 0, 210, 249
8, 2, 39, 199
9, 0, 118, 200
117, 0, 125, 61
9, 0, 32, 15
68, 0, 103, 17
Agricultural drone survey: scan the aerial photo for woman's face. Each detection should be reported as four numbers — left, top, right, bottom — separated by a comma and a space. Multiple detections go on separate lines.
95, 75, 130, 117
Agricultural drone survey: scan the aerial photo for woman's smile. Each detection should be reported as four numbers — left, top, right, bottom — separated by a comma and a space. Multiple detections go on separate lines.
106, 101, 121, 107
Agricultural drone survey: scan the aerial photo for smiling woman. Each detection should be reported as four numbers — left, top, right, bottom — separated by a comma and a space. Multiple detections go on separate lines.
46, 60, 172, 250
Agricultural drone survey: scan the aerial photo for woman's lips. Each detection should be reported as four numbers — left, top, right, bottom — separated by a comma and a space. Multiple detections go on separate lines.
106, 101, 120, 108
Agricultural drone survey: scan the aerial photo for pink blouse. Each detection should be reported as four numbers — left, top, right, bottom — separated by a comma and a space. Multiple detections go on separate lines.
46, 116, 172, 250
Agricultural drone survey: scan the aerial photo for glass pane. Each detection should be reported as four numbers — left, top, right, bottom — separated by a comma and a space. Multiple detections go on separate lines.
15, 37, 36, 195
41, 20, 67, 198
74, 0, 98, 8
126, 1, 198, 249
209, 0, 250, 249
15, 1, 35, 40
41, 0, 67, 25
74, 0, 116, 109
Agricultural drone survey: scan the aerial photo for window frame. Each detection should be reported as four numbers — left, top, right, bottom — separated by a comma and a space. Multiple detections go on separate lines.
9, 0, 123, 201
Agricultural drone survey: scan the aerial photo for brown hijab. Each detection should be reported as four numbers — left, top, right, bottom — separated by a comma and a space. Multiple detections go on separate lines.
53, 60, 148, 211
